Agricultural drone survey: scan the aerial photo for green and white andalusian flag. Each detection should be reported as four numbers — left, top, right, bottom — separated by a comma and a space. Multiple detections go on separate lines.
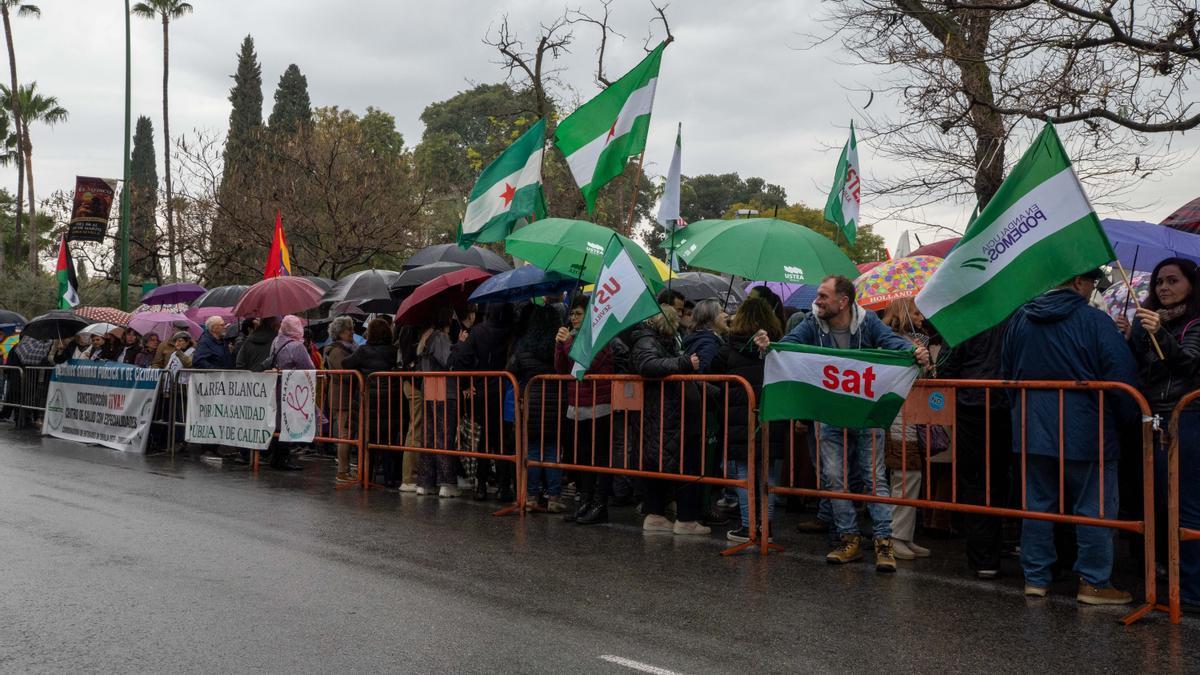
555, 42, 665, 214
823, 121, 861, 247
568, 233, 661, 378
915, 122, 1115, 346
760, 343, 919, 429
457, 118, 547, 247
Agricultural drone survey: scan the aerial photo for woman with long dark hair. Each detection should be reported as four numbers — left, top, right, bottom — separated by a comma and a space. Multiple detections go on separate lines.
1118, 257, 1200, 609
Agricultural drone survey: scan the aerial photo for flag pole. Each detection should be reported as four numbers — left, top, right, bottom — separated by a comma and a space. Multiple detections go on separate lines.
623, 150, 646, 238
119, 0, 132, 311
1119, 246, 1141, 319
1115, 259, 1164, 360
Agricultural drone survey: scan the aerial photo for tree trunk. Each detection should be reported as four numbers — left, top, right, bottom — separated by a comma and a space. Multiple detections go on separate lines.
24, 135, 34, 272
2, 3, 20, 278
162, 14, 177, 282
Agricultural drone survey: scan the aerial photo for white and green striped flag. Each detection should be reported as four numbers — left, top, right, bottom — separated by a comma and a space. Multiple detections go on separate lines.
568, 233, 661, 378
823, 121, 861, 247
915, 122, 1115, 346
555, 42, 665, 214
760, 343, 919, 429
457, 118, 547, 247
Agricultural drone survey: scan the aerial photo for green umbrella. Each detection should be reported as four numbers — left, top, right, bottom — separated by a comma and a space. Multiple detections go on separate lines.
505, 218, 664, 290
674, 218, 859, 284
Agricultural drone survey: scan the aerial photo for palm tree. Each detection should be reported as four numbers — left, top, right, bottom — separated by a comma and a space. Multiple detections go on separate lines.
1, 82, 65, 272
0, 1, 39, 277
133, 0, 191, 282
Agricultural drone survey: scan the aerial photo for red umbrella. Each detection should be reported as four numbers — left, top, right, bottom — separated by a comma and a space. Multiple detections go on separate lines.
910, 237, 960, 258
233, 276, 324, 318
1162, 197, 1200, 234
75, 306, 133, 326
394, 268, 492, 325
856, 261, 884, 274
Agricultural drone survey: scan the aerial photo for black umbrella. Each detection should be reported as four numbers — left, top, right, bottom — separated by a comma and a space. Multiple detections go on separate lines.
403, 244, 512, 273
301, 276, 335, 292
668, 272, 745, 303
0, 309, 28, 328
23, 310, 88, 340
389, 262, 469, 294
321, 269, 402, 314
190, 285, 249, 308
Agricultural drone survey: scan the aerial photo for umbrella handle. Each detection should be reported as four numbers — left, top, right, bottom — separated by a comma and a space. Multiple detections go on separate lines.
1116, 259, 1164, 360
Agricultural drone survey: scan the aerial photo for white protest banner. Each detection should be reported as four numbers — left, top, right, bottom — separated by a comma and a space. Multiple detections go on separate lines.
279, 369, 317, 443
185, 371, 277, 450
42, 359, 162, 454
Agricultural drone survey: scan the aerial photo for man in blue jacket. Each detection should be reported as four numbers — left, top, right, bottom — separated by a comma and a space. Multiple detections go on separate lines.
755, 275, 929, 572
1002, 269, 1139, 605
192, 316, 235, 370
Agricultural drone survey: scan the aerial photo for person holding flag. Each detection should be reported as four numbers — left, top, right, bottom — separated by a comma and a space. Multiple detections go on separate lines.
754, 275, 929, 571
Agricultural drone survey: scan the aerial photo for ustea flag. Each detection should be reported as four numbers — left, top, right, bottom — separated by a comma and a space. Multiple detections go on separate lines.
555, 42, 665, 214
823, 122, 861, 247
458, 118, 547, 247
760, 343, 919, 429
915, 122, 1115, 346
568, 233, 661, 377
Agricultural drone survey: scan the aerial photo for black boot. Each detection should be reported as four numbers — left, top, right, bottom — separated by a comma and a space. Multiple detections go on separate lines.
577, 501, 609, 525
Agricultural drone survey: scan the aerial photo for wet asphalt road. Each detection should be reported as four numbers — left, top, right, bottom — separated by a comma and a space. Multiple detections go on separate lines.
0, 429, 1198, 674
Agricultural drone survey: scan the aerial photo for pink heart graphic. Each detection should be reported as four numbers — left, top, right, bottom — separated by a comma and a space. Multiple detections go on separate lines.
286, 384, 311, 420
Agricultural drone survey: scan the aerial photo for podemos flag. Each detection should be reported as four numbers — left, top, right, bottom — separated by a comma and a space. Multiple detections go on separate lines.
915, 122, 1115, 346
555, 42, 665, 214
760, 343, 919, 429
568, 233, 661, 378
458, 118, 547, 247
823, 121, 861, 247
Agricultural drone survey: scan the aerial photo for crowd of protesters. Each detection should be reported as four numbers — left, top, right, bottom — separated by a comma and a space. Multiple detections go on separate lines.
1, 258, 1198, 612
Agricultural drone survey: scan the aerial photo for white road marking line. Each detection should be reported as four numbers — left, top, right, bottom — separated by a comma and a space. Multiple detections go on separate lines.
599, 654, 683, 675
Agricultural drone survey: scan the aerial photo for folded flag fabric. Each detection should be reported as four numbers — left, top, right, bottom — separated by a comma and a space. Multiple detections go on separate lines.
760, 342, 919, 429
458, 118, 547, 247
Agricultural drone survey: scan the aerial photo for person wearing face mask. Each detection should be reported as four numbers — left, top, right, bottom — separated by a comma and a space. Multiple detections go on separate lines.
1116, 257, 1200, 611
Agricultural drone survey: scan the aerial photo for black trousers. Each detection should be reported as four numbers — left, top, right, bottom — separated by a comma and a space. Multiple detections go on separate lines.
955, 403, 1013, 571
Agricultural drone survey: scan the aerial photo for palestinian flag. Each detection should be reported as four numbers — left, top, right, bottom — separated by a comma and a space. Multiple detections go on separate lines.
568, 233, 661, 378
457, 118, 547, 247
555, 42, 665, 214
915, 122, 1115, 346
823, 121, 861, 247
56, 235, 80, 309
760, 343, 919, 429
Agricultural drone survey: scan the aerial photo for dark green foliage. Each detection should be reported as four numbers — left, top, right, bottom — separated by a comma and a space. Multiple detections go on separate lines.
268, 64, 311, 134
223, 35, 262, 177
128, 115, 159, 281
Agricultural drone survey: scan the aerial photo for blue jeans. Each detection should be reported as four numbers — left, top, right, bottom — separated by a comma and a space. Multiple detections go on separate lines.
1020, 455, 1118, 588
820, 427, 892, 539
527, 444, 561, 498
730, 459, 783, 529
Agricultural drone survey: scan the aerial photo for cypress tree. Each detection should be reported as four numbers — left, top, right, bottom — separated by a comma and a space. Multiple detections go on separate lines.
268, 64, 311, 134
222, 35, 263, 180
128, 115, 160, 281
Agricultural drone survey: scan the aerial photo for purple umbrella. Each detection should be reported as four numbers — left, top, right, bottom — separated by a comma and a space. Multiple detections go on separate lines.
141, 282, 207, 306
744, 280, 806, 301
129, 312, 201, 341
185, 306, 238, 326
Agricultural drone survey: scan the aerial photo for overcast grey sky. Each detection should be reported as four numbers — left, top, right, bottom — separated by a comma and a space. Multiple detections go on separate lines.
3, 0, 1197, 253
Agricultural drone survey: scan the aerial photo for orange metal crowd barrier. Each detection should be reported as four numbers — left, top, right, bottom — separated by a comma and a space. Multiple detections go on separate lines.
167, 368, 365, 486
1167, 389, 1200, 624
363, 371, 521, 515
764, 378, 1160, 624
523, 373, 764, 555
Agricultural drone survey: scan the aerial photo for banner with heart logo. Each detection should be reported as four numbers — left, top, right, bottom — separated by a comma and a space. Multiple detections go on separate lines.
279, 370, 317, 443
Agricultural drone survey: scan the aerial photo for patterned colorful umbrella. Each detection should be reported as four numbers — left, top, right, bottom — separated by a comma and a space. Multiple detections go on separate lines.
1102, 271, 1150, 323
75, 306, 133, 326
854, 255, 943, 310
1162, 197, 1200, 234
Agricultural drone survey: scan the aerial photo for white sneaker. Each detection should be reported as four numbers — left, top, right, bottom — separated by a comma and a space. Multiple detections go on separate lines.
892, 540, 917, 560
642, 514, 674, 533
673, 520, 712, 536
439, 485, 459, 498
907, 541, 931, 557
398, 483, 418, 493
416, 486, 434, 496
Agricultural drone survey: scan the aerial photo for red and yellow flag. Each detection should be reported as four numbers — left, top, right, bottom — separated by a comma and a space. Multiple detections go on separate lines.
263, 210, 292, 279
